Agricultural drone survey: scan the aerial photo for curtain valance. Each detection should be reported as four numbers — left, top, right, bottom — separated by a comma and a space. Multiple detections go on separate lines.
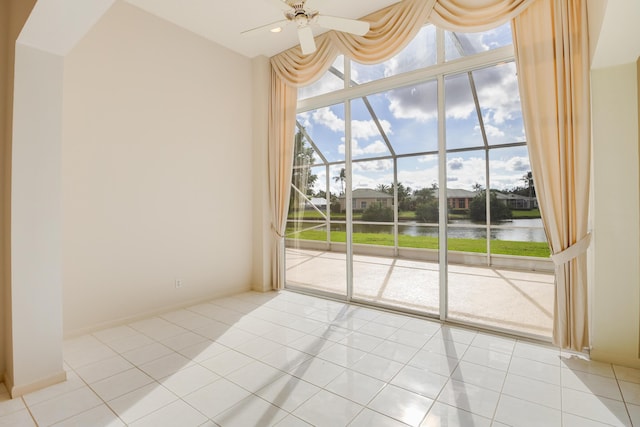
270, 0, 535, 88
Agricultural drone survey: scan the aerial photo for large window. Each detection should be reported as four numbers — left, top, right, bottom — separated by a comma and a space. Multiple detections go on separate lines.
285, 22, 553, 338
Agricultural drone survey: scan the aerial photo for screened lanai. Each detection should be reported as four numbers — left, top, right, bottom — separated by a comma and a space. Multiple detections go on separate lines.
283, 22, 555, 339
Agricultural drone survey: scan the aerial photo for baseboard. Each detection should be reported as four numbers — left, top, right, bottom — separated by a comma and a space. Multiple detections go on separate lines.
251, 282, 273, 292
2, 372, 13, 395
63, 287, 252, 339
9, 370, 67, 398
590, 349, 640, 369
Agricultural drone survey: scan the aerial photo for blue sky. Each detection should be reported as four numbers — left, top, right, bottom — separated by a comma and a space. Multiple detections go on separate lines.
296, 23, 531, 195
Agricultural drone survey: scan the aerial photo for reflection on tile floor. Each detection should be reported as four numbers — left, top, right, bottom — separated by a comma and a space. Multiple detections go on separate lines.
0, 290, 637, 426
286, 248, 555, 337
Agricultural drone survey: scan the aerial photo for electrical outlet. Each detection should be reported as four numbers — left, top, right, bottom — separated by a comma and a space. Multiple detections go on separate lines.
175, 279, 182, 288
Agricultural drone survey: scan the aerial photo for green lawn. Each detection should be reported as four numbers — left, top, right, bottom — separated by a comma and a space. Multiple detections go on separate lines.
286, 229, 550, 258
511, 209, 541, 219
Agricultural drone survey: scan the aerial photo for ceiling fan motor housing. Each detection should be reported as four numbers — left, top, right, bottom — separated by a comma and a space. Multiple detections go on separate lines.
241, 0, 369, 55
286, 4, 319, 27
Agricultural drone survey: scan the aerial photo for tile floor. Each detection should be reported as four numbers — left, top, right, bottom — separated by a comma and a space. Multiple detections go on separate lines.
1, 290, 638, 426
286, 248, 555, 337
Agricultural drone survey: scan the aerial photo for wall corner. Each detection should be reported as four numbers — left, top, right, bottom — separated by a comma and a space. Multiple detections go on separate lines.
251, 55, 273, 293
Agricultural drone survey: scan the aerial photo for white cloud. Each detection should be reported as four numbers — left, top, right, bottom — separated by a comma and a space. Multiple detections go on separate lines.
352, 119, 392, 139
385, 62, 522, 132
297, 111, 313, 130
298, 56, 345, 100
311, 107, 392, 141
447, 157, 465, 171
387, 81, 438, 122
352, 159, 393, 172
505, 156, 530, 172
417, 155, 438, 164
382, 25, 437, 79
446, 157, 487, 190
476, 124, 506, 138
361, 140, 389, 154
445, 156, 532, 190
312, 107, 344, 132
475, 66, 521, 125
339, 139, 390, 156
352, 173, 390, 189
489, 157, 531, 189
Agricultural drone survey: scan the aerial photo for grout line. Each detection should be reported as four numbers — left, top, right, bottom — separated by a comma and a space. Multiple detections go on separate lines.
20, 395, 39, 427
613, 366, 636, 427
490, 338, 516, 425
45, 290, 640, 426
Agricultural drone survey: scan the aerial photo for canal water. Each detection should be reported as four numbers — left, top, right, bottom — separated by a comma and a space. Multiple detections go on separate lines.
326, 218, 547, 243
398, 218, 547, 242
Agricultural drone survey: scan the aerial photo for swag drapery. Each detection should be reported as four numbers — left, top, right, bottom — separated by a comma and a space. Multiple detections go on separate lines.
268, 0, 591, 351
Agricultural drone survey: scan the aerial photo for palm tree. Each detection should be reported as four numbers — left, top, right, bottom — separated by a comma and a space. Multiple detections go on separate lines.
376, 183, 391, 194
522, 171, 535, 207
333, 167, 346, 195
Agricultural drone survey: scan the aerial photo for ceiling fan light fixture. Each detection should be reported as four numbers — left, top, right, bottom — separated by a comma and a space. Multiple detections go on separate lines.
294, 14, 308, 26
270, 27, 282, 33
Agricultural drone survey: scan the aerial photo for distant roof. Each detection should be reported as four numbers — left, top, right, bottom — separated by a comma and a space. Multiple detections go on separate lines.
433, 188, 477, 198
308, 198, 327, 205
496, 192, 534, 200
338, 188, 393, 199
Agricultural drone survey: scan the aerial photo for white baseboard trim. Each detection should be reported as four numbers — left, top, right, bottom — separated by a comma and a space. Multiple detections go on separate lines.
8, 370, 67, 398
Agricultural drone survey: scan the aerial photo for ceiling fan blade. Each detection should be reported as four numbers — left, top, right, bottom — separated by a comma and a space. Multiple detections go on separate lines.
298, 26, 316, 55
267, 0, 293, 11
241, 20, 288, 36
317, 15, 370, 36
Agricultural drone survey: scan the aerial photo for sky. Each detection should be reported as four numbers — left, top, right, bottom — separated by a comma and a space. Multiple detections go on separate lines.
296, 22, 532, 196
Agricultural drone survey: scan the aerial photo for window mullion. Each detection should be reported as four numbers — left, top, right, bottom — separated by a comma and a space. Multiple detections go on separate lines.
345, 99, 353, 300
437, 73, 448, 322
297, 45, 515, 113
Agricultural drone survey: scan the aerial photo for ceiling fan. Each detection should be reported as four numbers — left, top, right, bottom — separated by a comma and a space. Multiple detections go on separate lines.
242, 0, 370, 55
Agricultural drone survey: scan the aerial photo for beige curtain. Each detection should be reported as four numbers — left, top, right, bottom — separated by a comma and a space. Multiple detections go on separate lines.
430, 0, 535, 31
268, 68, 298, 290
269, 0, 534, 290
272, 0, 535, 86
271, 0, 435, 87
513, 0, 591, 351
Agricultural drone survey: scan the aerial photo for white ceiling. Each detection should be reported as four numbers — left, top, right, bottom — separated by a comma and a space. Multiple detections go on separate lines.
123, 0, 400, 58
121, 0, 640, 65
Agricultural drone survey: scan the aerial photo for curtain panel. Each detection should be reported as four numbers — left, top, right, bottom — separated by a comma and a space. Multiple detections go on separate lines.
267, 0, 592, 352
268, 68, 297, 290
513, 0, 591, 351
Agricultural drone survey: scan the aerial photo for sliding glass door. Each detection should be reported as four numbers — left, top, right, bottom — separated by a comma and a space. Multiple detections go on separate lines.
286, 101, 348, 297
284, 23, 554, 340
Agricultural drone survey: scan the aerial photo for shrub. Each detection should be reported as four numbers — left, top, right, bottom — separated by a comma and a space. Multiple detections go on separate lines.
469, 191, 512, 222
415, 201, 438, 222
362, 203, 393, 222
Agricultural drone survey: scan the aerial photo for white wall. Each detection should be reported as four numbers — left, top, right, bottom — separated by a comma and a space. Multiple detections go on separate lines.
0, 0, 9, 385
251, 56, 271, 292
590, 61, 640, 367
11, 44, 66, 395
62, 1, 254, 334
9, 0, 112, 398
